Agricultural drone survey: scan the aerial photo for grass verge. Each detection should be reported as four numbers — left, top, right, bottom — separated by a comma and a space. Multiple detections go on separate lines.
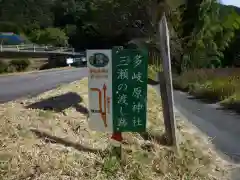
0, 58, 77, 77
148, 65, 161, 80
0, 78, 231, 179
173, 68, 240, 112
0, 66, 75, 77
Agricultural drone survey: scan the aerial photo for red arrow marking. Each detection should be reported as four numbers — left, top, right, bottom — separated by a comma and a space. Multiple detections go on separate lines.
107, 97, 110, 113
102, 84, 107, 127
103, 84, 107, 113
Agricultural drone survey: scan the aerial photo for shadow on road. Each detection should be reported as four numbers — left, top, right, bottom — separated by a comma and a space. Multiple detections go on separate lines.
187, 96, 240, 115
25, 92, 89, 115
218, 103, 240, 115
31, 128, 103, 154
187, 96, 219, 104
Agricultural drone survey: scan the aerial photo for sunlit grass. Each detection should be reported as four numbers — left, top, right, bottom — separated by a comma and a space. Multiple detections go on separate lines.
173, 68, 240, 111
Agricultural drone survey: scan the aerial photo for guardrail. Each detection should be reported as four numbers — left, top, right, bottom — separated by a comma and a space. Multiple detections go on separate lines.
0, 44, 75, 53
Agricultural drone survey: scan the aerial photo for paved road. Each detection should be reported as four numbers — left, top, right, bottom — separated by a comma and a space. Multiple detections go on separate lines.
173, 91, 240, 179
174, 92, 240, 163
0, 68, 88, 103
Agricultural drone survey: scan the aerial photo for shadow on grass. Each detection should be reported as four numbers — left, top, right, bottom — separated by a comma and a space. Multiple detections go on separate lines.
147, 78, 159, 85
31, 128, 104, 154
26, 92, 89, 115
139, 131, 170, 146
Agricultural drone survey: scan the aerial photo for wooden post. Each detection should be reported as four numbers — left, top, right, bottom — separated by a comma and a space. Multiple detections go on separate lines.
158, 72, 173, 145
158, 13, 179, 152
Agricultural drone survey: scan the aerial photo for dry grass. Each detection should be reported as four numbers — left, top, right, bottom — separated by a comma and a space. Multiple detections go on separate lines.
173, 68, 240, 112
148, 65, 161, 80
0, 78, 231, 179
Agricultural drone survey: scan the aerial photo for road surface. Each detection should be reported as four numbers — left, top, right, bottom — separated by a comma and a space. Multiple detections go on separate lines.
0, 68, 88, 103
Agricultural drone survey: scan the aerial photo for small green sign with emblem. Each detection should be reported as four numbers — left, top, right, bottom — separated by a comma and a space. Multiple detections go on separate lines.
89, 53, 109, 67
112, 47, 148, 132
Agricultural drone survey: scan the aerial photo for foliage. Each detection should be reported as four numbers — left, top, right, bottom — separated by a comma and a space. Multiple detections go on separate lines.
171, 0, 240, 72
148, 65, 158, 80
0, 22, 22, 34
0, 0, 239, 70
0, 0, 54, 28
173, 68, 240, 111
9, 59, 31, 72
0, 60, 29, 73
0, 61, 8, 73
30, 28, 68, 46
64, 24, 77, 37
0, 0, 162, 49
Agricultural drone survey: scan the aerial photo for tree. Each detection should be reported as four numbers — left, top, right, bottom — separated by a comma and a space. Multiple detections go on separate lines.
172, 0, 240, 72
64, 24, 77, 37
0, 0, 54, 28
0, 21, 22, 33
222, 5, 240, 67
30, 28, 69, 46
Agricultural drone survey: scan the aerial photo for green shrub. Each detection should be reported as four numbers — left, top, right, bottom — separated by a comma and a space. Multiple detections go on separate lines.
174, 68, 240, 101
148, 65, 160, 80
221, 91, 240, 113
6, 65, 17, 73
189, 79, 237, 101
0, 61, 8, 73
222, 91, 240, 105
9, 59, 31, 72
173, 69, 212, 91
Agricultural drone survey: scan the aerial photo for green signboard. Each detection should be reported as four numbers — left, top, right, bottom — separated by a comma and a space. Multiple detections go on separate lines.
112, 48, 148, 132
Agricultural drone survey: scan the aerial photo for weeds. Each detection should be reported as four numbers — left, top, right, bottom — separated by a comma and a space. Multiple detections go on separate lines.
173, 68, 240, 111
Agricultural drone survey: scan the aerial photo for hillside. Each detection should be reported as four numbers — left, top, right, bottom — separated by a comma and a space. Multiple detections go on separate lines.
0, 0, 239, 69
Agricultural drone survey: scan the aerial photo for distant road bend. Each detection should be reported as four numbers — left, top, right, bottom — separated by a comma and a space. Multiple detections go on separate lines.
0, 68, 88, 103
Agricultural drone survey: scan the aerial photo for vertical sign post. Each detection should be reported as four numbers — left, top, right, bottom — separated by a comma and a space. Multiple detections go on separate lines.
87, 48, 148, 158
87, 49, 113, 132
158, 13, 179, 152
112, 48, 148, 133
